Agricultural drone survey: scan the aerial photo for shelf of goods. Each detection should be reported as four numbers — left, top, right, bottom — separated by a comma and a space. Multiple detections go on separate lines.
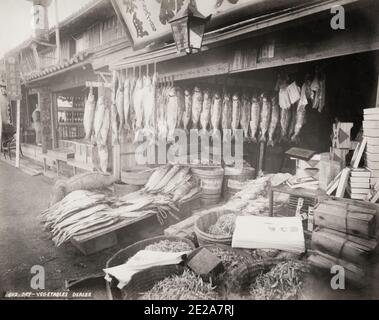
58, 96, 85, 140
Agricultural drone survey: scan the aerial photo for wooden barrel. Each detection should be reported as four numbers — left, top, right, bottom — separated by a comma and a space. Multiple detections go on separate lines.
192, 167, 224, 206
223, 166, 255, 198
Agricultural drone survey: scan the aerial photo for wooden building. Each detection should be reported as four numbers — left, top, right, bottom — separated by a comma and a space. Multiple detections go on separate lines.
108, 0, 379, 177
6, 0, 130, 174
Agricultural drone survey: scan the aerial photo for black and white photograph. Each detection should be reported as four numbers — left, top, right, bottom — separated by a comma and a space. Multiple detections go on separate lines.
0, 0, 379, 305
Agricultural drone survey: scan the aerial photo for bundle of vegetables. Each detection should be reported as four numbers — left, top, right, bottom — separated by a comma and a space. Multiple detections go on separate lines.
207, 214, 236, 236
138, 269, 218, 300
249, 260, 309, 300
144, 240, 193, 253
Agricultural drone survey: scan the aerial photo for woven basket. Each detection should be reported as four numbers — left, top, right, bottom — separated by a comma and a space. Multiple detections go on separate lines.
105, 236, 195, 300
194, 210, 236, 246
226, 258, 286, 294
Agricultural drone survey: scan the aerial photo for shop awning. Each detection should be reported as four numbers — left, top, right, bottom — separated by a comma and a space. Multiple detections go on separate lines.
24, 52, 93, 84
110, 0, 360, 70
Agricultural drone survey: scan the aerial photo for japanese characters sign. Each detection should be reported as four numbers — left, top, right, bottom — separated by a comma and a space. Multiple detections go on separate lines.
5, 56, 22, 101
112, 0, 253, 48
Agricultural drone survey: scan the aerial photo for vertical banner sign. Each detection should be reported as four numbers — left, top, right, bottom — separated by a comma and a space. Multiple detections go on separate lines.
31, 4, 49, 41
5, 56, 21, 101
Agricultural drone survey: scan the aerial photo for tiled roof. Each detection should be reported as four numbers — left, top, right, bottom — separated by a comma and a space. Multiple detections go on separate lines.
25, 51, 92, 82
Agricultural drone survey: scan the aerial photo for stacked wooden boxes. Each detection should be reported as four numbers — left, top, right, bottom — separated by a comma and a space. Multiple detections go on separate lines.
347, 169, 371, 200
308, 198, 378, 286
363, 108, 379, 186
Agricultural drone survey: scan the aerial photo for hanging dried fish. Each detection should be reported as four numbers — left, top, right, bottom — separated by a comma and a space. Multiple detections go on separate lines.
83, 87, 96, 140
191, 86, 203, 129
123, 77, 130, 130
111, 102, 119, 145
182, 88, 192, 132
240, 92, 251, 140
268, 95, 280, 147
143, 75, 156, 137
280, 107, 291, 142
221, 90, 232, 141
98, 105, 110, 147
167, 87, 179, 143
211, 90, 222, 137
200, 89, 212, 133
93, 96, 106, 143
231, 93, 241, 138
133, 77, 144, 131
116, 77, 125, 134
176, 87, 185, 129
291, 103, 307, 143
259, 93, 272, 143
249, 94, 260, 143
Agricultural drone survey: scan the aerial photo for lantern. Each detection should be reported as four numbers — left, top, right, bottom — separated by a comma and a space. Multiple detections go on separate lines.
169, 0, 211, 54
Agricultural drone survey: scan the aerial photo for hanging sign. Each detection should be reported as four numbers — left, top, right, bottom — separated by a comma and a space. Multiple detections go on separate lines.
111, 0, 257, 49
5, 56, 22, 101
112, 0, 307, 49
30, 3, 49, 41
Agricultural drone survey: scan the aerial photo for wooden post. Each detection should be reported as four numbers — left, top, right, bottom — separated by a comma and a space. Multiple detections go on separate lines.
16, 100, 21, 168
257, 141, 266, 176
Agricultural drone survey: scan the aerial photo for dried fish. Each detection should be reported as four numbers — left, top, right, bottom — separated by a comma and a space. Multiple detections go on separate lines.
93, 96, 106, 142
191, 87, 203, 129
200, 89, 212, 133
249, 94, 261, 143
167, 87, 179, 143
231, 93, 241, 138
268, 95, 280, 147
83, 87, 96, 140
259, 93, 272, 142
291, 103, 307, 143
240, 93, 251, 140
210, 90, 222, 136
182, 88, 192, 132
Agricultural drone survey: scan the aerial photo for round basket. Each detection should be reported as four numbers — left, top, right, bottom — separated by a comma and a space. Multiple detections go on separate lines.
105, 236, 196, 300
194, 210, 236, 246
122, 167, 154, 186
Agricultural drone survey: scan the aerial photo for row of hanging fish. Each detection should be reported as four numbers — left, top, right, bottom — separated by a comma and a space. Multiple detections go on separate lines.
84, 71, 323, 148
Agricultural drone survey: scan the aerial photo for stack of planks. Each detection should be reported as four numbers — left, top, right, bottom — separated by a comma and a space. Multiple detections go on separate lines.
308, 197, 378, 287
